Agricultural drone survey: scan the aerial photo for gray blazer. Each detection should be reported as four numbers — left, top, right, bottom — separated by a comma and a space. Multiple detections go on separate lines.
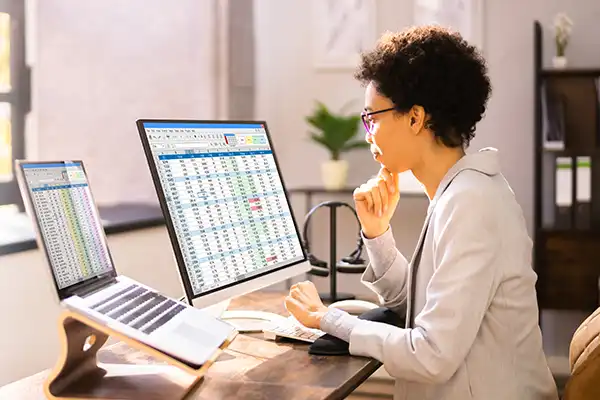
349, 148, 559, 400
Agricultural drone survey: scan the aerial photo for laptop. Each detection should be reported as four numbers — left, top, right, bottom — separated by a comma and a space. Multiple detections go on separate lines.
15, 160, 237, 367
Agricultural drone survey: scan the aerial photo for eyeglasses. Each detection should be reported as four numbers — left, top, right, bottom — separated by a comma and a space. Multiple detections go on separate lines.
361, 107, 395, 134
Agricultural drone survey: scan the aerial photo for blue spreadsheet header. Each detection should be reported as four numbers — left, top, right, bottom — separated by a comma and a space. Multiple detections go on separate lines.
22, 162, 82, 169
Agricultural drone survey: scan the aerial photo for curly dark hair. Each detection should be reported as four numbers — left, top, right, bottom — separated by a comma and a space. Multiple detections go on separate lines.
355, 25, 491, 148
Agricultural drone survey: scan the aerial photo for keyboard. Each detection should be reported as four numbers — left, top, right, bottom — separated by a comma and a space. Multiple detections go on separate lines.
89, 283, 185, 334
263, 316, 325, 343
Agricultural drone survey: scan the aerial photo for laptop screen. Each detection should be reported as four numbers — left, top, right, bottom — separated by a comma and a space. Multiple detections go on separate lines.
17, 161, 116, 297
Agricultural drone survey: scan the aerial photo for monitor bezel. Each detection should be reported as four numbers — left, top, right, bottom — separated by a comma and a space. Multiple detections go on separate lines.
14, 160, 118, 300
136, 119, 308, 303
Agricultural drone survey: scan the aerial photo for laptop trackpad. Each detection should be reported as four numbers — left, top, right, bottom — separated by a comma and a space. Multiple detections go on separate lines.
174, 321, 221, 347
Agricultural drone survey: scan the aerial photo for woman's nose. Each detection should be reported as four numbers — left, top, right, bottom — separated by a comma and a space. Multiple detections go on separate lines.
365, 132, 374, 144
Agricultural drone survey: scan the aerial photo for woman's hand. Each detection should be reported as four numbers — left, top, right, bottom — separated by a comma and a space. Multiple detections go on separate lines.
353, 167, 400, 239
284, 281, 329, 329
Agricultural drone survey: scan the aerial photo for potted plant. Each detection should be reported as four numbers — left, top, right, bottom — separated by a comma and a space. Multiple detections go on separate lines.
306, 101, 369, 189
553, 13, 573, 68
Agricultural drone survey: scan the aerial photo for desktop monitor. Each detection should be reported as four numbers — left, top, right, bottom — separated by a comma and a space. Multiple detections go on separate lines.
136, 119, 310, 327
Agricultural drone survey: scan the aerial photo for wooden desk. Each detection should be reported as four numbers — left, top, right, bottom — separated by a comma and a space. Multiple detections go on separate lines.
0, 291, 381, 400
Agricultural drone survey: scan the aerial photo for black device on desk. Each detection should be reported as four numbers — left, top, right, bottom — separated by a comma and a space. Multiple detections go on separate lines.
302, 201, 366, 271
309, 305, 406, 356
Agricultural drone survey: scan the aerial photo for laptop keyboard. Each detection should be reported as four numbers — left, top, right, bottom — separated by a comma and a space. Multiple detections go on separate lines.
90, 283, 185, 334
95, 287, 148, 315
90, 284, 137, 309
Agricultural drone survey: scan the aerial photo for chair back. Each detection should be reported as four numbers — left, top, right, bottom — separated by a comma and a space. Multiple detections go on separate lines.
564, 307, 600, 399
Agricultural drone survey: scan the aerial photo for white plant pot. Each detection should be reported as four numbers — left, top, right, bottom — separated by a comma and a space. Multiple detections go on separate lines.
321, 159, 349, 190
552, 56, 567, 69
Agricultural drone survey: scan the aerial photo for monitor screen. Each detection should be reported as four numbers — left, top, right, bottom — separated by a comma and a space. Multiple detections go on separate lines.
18, 161, 115, 295
139, 121, 305, 299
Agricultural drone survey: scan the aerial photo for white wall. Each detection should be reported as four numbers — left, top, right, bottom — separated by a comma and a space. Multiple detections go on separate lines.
29, 0, 218, 205
254, 0, 600, 362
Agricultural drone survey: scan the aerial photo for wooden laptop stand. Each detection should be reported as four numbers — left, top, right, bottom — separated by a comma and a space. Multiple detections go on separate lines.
44, 310, 237, 400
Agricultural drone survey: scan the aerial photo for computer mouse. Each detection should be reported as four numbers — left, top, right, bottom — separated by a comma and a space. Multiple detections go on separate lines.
328, 299, 379, 315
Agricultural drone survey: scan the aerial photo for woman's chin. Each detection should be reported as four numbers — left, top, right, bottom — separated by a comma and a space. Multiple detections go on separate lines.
374, 157, 403, 174
380, 163, 405, 175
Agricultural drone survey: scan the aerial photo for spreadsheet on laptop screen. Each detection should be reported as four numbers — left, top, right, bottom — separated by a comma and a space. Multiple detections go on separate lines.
142, 122, 305, 296
21, 162, 113, 289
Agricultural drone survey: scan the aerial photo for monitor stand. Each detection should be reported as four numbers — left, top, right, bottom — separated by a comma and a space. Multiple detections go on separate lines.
199, 298, 288, 333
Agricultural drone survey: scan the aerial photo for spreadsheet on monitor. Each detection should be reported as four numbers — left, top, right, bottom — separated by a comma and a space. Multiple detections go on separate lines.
142, 122, 304, 296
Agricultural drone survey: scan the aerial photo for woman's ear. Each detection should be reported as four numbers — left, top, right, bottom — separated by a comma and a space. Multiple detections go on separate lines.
409, 105, 426, 133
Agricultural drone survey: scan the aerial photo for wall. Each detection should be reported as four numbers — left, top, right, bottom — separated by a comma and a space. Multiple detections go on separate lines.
29, 0, 218, 205
227, 0, 255, 120
254, 0, 600, 362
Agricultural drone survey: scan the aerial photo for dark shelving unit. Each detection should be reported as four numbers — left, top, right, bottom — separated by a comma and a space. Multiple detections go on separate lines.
533, 21, 600, 314
541, 68, 600, 78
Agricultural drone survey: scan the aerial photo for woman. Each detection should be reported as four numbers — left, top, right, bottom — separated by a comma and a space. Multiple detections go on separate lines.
285, 26, 559, 399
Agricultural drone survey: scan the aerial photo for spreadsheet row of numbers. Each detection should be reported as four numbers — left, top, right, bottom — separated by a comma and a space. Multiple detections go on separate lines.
33, 187, 110, 288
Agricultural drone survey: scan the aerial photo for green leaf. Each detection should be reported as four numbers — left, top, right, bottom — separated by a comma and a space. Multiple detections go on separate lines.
309, 133, 334, 153
305, 101, 366, 159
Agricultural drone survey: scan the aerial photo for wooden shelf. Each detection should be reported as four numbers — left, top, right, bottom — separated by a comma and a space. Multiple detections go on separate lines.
541, 148, 600, 157
539, 228, 600, 237
540, 232, 600, 311
533, 21, 600, 314
541, 68, 600, 78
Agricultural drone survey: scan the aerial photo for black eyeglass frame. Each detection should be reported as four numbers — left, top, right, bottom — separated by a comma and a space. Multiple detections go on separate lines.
361, 107, 395, 134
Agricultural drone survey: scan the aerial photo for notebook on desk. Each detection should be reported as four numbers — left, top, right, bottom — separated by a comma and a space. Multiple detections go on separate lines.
14, 159, 237, 368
